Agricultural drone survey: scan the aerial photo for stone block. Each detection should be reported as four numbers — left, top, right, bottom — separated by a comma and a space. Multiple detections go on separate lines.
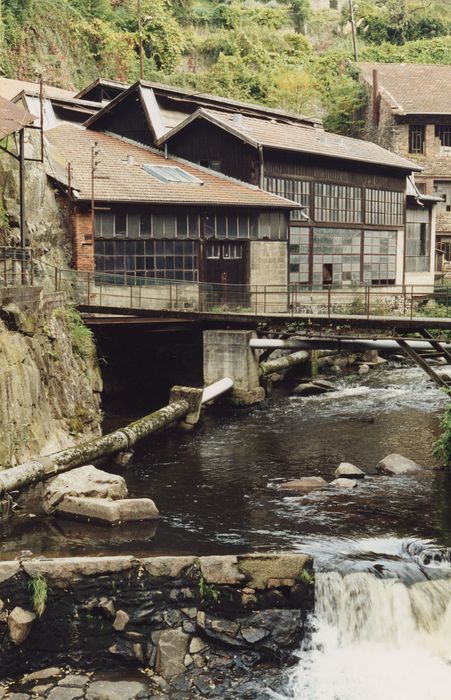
199, 555, 245, 585
23, 556, 134, 587
85, 681, 148, 700
377, 453, 423, 475
155, 628, 189, 679
113, 610, 129, 631
169, 385, 203, 425
7, 606, 36, 645
237, 553, 312, 590
54, 497, 159, 525
0, 561, 20, 584
142, 556, 195, 579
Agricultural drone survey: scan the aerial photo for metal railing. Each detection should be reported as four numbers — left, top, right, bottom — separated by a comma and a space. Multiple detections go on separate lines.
2, 252, 451, 321
0, 247, 34, 287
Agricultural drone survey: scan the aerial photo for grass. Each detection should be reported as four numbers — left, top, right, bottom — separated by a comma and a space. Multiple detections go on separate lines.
28, 575, 48, 618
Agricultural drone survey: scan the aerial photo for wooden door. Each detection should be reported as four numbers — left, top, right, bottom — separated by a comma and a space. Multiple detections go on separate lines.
202, 241, 248, 309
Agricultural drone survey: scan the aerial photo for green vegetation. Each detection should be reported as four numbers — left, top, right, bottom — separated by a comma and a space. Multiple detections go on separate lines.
434, 400, 451, 466
28, 574, 48, 617
2, 1, 451, 135
296, 568, 315, 586
57, 305, 94, 359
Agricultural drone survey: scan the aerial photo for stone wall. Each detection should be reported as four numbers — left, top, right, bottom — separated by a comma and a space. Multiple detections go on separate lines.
0, 290, 102, 467
0, 553, 314, 685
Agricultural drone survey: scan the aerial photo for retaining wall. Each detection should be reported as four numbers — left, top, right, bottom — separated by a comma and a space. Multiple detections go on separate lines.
0, 553, 314, 680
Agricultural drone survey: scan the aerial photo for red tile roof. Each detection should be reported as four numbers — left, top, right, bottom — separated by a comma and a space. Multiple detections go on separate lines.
45, 123, 298, 209
159, 108, 421, 172
359, 63, 451, 115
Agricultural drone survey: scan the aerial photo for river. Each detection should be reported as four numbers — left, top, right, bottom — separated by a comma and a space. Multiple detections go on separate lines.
2, 361, 451, 699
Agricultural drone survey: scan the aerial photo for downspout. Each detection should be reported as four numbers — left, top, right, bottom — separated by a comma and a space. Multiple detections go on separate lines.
259, 144, 264, 189
372, 69, 380, 127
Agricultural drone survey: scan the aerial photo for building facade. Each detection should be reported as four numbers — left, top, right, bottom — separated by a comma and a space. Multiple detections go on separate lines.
359, 63, 450, 264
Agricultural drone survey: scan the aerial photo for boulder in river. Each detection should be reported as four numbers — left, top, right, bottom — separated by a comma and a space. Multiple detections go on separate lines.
376, 453, 423, 475
330, 478, 358, 489
292, 380, 335, 396
277, 477, 327, 493
334, 462, 365, 480
43, 465, 128, 513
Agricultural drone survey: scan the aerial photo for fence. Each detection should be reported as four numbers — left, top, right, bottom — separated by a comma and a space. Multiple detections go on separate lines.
1, 248, 451, 320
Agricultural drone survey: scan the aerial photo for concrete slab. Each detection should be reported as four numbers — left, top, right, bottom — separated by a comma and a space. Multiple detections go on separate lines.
54, 497, 159, 525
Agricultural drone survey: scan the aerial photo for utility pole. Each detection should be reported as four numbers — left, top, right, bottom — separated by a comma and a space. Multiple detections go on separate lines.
138, 0, 144, 80
348, 0, 359, 62
91, 142, 99, 241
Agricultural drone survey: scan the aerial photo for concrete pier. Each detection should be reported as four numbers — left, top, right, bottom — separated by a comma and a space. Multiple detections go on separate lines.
203, 330, 265, 405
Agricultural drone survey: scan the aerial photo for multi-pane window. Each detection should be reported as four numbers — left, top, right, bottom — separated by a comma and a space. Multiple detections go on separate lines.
406, 223, 430, 273
312, 228, 361, 286
204, 212, 259, 239
95, 212, 200, 239
264, 177, 310, 221
206, 242, 242, 259
409, 125, 425, 154
365, 189, 403, 226
289, 227, 310, 284
435, 126, 451, 150
314, 183, 362, 223
363, 230, 397, 285
94, 239, 198, 281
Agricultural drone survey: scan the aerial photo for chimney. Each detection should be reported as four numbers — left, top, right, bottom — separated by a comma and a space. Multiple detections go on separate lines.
233, 113, 243, 127
372, 69, 380, 127
126, 155, 135, 166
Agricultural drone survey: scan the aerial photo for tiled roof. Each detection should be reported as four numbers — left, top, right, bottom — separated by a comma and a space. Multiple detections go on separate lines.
45, 123, 298, 209
159, 108, 421, 172
359, 63, 451, 115
0, 96, 34, 139
0, 77, 75, 102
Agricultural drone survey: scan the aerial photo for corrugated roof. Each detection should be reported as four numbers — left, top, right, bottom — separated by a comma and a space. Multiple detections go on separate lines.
0, 77, 75, 102
0, 96, 34, 139
45, 123, 298, 209
359, 63, 451, 115
159, 108, 421, 172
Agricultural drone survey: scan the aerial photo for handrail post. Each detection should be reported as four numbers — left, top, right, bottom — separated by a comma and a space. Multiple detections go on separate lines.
87, 272, 91, 305
327, 287, 331, 318
447, 286, 449, 318
410, 286, 414, 319
367, 286, 370, 319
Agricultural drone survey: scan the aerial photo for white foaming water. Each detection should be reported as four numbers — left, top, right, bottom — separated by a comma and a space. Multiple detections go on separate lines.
285, 571, 451, 700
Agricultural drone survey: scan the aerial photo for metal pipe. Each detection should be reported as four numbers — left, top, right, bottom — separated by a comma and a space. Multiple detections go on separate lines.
249, 338, 451, 353
0, 400, 190, 496
201, 377, 233, 404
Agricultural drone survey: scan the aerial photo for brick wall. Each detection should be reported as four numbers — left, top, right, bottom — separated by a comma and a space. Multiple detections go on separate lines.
72, 208, 95, 272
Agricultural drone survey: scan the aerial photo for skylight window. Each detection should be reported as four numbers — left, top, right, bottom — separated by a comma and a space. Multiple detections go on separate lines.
143, 164, 203, 184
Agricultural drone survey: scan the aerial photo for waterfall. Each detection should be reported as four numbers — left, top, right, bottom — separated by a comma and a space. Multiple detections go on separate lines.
286, 572, 451, 700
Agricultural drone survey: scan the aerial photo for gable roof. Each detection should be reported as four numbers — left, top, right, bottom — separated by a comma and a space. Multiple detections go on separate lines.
158, 107, 421, 173
83, 80, 321, 132
359, 63, 451, 115
0, 96, 35, 139
0, 77, 75, 102
44, 123, 299, 209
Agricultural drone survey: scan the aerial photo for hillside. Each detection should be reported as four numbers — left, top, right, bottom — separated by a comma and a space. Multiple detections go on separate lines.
2, 0, 451, 134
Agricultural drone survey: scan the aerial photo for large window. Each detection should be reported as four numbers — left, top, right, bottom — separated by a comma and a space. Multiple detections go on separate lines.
363, 230, 397, 285
264, 176, 310, 221
409, 125, 425, 154
312, 228, 361, 286
365, 189, 403, 226
314, 183, 362, 224
406, 222, 430, 273
94, 239, 198, 281
95, 212, 200, 239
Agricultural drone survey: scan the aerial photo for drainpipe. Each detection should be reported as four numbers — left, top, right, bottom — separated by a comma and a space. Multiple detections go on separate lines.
372, 69, 380, 127
259, 145, 264, 189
